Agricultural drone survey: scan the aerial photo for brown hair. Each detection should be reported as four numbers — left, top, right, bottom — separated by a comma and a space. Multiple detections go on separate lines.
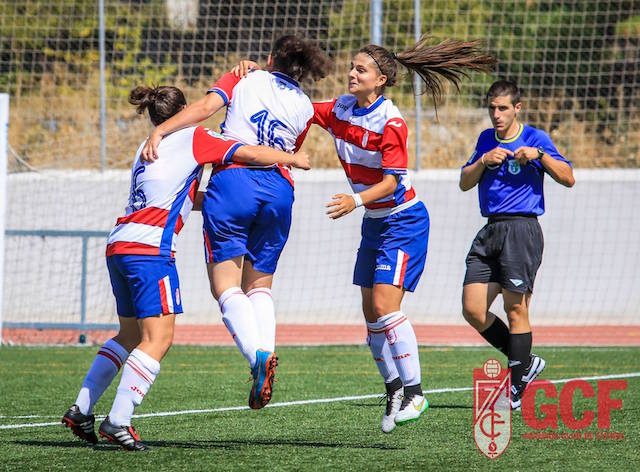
270, 34, 333, 82
128, 85, 186, 126
486, 79, 521, 105
360, 35, 496, 108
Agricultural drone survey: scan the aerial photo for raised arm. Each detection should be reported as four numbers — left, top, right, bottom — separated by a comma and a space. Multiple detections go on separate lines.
513, 132, 575, 188
460, 147, 513, 191
142, 92, 226, 162
540, 153, 574, 187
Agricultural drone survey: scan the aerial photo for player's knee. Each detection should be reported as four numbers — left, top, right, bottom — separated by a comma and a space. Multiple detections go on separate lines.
113, 331, 141, 352
462, 308, 486, 331
372, 299, 393, 319
505, 303, 527, 325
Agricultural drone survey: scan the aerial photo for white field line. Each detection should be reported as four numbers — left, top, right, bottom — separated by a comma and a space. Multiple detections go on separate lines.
1, 371, 639, 430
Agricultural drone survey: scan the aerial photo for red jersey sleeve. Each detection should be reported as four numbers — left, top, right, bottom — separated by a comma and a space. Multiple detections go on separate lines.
380, 118, 409, 174
293, 117, 314, 152
312, 100, 337, 130
192, 126, 243, 166
206, 72, 241, 105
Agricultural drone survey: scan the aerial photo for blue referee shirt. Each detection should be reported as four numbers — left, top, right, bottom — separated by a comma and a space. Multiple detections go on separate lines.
462, 123, 572, 217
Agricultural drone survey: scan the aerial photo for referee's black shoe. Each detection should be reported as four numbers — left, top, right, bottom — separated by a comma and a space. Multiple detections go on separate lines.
511, 354, 546, 410
62, 405, 98, 444
98, 417, 149, 451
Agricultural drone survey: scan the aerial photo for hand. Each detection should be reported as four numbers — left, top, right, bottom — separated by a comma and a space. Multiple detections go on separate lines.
482, 147, 513, 169
514, 146, 539, 165
141, 130, 163, 162
291, 151, 311, 170
326, 193, 356, 219
232, 60, 260, 77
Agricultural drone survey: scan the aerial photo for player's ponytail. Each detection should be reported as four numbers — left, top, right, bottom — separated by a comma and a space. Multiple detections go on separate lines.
270, 34, 333, 82
361, 35, 496, 109
128, 85, 187, 126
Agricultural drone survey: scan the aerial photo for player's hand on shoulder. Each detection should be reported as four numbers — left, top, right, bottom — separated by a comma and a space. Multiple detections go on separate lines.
513, 146, 538, 165
292, 151, 311, 170
141, 130, 162, 162
231, 60, 261, 78
326, 193, 355, 220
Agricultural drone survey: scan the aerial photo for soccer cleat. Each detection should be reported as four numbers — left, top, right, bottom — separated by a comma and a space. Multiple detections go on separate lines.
394, 394, 428, 426
98, 417, 149, 451
249, 349, 278, 410
511, 354, 546, 410
381, 379, 404, 433
62, 405, 98, 444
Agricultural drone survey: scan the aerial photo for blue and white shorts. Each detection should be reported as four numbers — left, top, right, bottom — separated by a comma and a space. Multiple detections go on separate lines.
353, 201, 429, 292
107, 254, 182, 318
202, 167, 294, 275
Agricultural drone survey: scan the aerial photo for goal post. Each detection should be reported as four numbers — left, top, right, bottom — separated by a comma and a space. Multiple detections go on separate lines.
0, 93, 8, 346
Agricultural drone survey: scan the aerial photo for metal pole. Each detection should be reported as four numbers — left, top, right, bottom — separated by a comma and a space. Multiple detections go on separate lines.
414, 0, 422, 171
370, 0, 383, 45
99, 0, 107, 171
80, 235, 88, 336
0, 94, 8, 346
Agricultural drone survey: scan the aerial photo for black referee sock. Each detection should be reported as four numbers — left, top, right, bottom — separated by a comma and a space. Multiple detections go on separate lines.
479, 315, 510, 357
508, 332, 532, 389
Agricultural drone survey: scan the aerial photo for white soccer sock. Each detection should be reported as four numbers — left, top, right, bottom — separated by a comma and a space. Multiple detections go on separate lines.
247, 287, 276, 352
374, 312, 422, 387
366, 324, 400, 384
108, 348, 160, 427
75, 338, 129, 415
219, 286, 260, 368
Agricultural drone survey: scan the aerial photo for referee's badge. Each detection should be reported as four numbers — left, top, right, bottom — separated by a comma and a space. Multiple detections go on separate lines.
508, 160, 521, 175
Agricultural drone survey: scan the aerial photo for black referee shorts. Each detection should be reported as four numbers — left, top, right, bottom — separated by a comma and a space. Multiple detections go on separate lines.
463, 215, 544, 294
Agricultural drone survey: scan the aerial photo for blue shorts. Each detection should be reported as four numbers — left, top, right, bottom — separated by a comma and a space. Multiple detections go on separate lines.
353, 202, 429, 292
107, 254, 183, 318
202, 168, 294, 274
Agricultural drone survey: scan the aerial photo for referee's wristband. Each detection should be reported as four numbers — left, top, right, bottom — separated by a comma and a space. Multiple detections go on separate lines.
352, 193, 363, 208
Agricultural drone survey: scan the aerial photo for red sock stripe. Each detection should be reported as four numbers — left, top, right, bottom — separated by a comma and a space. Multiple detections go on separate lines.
366, 316, 408, 334
97, 350, 122, 370
101, 346, 124, 366
219, 290, 245, 312
247, 288, 272, 298
126, 359, 153, 384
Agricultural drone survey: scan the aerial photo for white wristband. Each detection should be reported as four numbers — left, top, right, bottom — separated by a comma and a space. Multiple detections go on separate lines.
352, 193, 363, 208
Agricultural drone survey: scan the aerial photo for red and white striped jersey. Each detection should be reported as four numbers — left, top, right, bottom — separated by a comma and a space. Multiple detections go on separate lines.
312, 95, 419, 218
107, 126, 243, 257
207, 70, 314, 187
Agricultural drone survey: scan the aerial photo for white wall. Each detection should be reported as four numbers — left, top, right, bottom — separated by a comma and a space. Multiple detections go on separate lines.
3, 169, 640, 326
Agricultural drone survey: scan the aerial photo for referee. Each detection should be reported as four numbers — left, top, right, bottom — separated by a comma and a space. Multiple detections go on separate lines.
459, 80, 574, 409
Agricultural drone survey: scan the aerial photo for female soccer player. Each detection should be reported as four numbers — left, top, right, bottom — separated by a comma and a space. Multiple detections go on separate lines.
62, 85, 310, 450
318, 38, 494, 432
140, 35, 332, 410
233, 36, 494, 431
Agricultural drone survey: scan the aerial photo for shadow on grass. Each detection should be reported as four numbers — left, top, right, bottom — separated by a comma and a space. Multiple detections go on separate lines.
15, 438, 404, 451
428, 404, 473, 410
351, 401, 472, 410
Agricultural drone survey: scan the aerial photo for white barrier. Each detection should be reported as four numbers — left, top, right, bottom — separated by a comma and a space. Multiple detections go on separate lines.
3, 168, 640, 326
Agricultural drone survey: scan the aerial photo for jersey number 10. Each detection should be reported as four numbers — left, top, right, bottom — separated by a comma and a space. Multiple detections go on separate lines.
250, 109, 286, 151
